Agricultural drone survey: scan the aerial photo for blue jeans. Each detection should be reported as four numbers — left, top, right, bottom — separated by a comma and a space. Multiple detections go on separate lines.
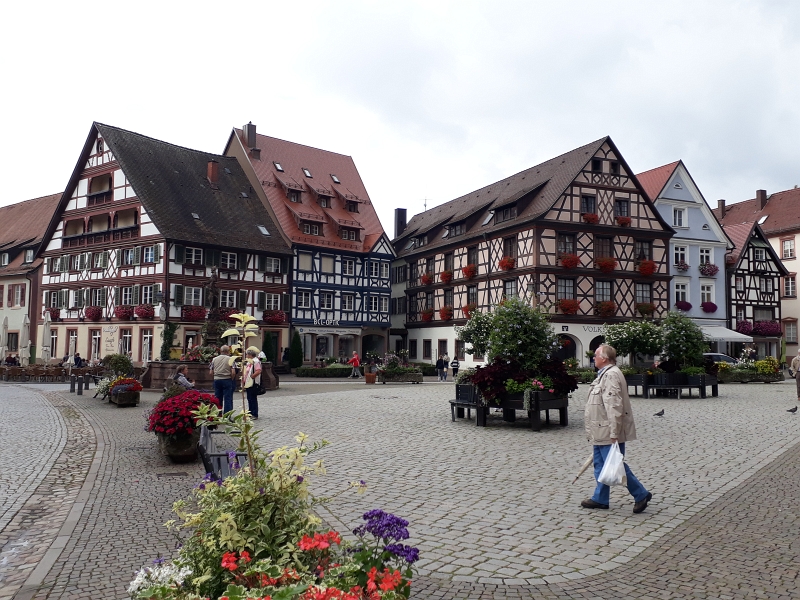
214, 378, 235, 414
246, 385, 259, 418
591, 443, 649, 506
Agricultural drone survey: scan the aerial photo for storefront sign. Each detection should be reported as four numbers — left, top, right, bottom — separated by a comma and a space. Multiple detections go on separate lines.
297, 326, 362, 336
313, 319, 340, 326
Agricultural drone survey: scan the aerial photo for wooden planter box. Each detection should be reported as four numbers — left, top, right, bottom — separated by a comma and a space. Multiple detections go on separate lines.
653, 373, 688, 386
717, 371, 784, 384
477, 390, 569, 431
110, 391, 140, 406
378, 372, 423, 384
365, 373, 377, 384
625, 374, 653, 398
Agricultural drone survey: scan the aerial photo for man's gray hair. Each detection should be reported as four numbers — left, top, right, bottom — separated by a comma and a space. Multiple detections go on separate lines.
596, 344, 617, 363
220, 345, 230, 354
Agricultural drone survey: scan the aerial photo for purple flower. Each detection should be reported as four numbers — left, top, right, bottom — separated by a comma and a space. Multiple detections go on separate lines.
152, 557, 166, 565
353, 509, 410, 541
384, 544, 420, 563
259, 487, 265, 495
296, 475, 304, 483
227, 451, 237, 461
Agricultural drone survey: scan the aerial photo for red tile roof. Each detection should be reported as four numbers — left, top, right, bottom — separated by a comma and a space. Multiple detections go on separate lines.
232, 129, 387, 253
721, 221, 755, 263
714, 187, 800, 236
636, 161, 680, 201
0, 193, 62, 276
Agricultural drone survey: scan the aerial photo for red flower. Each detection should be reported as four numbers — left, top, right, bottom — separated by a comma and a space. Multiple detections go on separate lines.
221, 552, 239, 571
239, 550, 251, 563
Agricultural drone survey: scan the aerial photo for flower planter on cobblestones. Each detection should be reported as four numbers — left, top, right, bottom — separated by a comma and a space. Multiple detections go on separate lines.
157, 430, 201, 463
110, 391, 140, 406
378, 373, 423, 384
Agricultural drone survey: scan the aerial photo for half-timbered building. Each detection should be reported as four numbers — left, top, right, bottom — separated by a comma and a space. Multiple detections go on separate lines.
38, 123, 292, 364
715, 188, 800, 355
637, 161, 738, 349
720, 221, 788, 359
391, 137, 674, 366
225, 123, 394, 362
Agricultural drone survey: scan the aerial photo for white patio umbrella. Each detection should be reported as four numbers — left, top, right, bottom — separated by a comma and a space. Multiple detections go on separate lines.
40, 311, 51, 365
142, 338, 150, 368
67, 336, 76, 376
0, 316, 7, 362
19, 315, 30, 367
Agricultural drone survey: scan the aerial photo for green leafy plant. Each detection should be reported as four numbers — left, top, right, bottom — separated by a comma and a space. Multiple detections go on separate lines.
102, 353, 133, 375
262, 332, 276, 363
160, 321, 179, 361
289, 331, 304, 369
455, 308, 493, 358
755, 356, 780, 375
487, 296, 557, 372
678, 366, 706, 376
603, 320, 663, 359
661, 311, 708, 368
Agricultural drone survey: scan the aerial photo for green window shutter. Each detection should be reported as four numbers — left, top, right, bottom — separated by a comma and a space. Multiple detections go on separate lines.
114, 287, 120, 305
98, 288, 107, 307
76, 289, 84, 308
59, 290, 67, 308
77, 254, 85, 270
60, 255, 68, 271
154, 283, 161, 301
257, 291, 266, 311
174, 244, 185, 264
174, 285, 184, 306
257, 255, 266, 272
238, 252, 248, 271
238, 290, 247, 309
281, 293, 290, 312
132, 285, 140, 305
153, 244, 161, 262
101, 251, 109, 269
133, 246, 141, 265
214, 250, 221, 267
282, 257, 290, 274
204, 249, 215, 267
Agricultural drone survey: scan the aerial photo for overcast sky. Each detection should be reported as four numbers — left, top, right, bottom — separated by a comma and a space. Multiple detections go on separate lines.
3, 0, 799, 236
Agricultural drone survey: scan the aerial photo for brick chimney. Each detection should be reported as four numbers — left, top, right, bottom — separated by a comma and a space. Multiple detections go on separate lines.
207, 159, 219, 184
243, 122, 260, 159
395, 208, 407, 238
756, 189, 767, 209
717, 199, 726, 217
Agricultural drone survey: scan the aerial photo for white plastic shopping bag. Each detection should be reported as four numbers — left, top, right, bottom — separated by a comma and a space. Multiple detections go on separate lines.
597, 442, 627, 486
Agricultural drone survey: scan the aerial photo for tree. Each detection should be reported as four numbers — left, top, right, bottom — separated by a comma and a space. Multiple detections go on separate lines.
262, 332, 276, 362
661, 311, 708, 368
455, 308, 494, 358
603, 320, 663, 360
289, 330, 304, 369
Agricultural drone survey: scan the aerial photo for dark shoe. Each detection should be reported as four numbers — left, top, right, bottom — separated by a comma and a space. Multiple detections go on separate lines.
633, 492, 652, 514
581, 499, 609, 509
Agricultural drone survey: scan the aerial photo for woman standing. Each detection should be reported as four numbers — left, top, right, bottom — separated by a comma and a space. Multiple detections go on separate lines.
244, 349, 262, 420
790, 349, 800, 403
450, 357, 460, 379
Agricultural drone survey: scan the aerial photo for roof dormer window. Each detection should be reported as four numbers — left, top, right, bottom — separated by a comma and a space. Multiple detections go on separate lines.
302, 168, 312, 178
330, 174, 340, 184
288, 190, 301, 203
0, 253, 8, 266
274, 162, 284, 172
319, 197, 330, 208
24, 249, 34, 263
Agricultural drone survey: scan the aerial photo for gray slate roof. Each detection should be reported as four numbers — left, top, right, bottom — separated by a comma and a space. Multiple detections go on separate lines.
96, 124, 292, 255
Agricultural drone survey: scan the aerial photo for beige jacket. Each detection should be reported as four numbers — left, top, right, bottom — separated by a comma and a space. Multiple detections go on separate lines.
790, 356, 800, 373
585, 364, 637, 445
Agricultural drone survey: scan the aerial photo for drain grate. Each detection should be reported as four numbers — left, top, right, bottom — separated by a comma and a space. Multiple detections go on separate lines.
156, 472, 189, 478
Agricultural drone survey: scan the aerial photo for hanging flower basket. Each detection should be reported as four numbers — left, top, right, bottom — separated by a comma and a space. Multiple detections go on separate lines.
421, 308, 434, 322
135, 303, 155, 319
636, 302, 656, 316
439, 306, 453, 321
557, 298, 579, 315
84, 305, 102, 321
462, 264, 477, 279
736, 320, 753, 335
440, 270, 453, 284
559, 253, 580, 269
675, 300, 692, 311
420, 273, 434, 285
582, 213, 599, 224
498, 256, 515, 271
263, 309, 286, 325
700, 301, 718, 313
698, 263, 719, 277
114, 305, 134, 320
616, 216, 631, 227
638, 260, 657, 276
594, 301, 616, 318
461, 303, 477, 319
675, 260, 690, 272
182, 306, 208, 322
753, 320, 782, 336
595, 256, 617, 274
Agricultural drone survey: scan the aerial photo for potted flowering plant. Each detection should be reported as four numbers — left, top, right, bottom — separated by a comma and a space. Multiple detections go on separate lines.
84, 305, 102, 321
498, 256, 515, 271
675, 300, 692, 311
109, 376, 142, 406
420, 272, 433, 285
262, 309, 286, 325
636, 302, 656, 317
217, 307, 238, 323
582, 212, 599, 224
461, 264, 477, 279
594, 300, 616, 318
753, 320, 782, 336
698, 263, 719, 277
135, 303, 155, 319
638, 259, 657, 276
595, 256, 617, 274
147, 390, 221, 462
461, 303, 477, 319
181, 345, 219, 362
559, 253, 580, 269
700, 301, 717, 313
557, 298, 579, 315
421, 308, 434, 322
440, 270, 453, 284
616, 216, 631, 227
439, 306, 453, 321
182, 305, 207, 321
736, 320, 753, 335
675, 260, 690, 272
114, 305, 134, 320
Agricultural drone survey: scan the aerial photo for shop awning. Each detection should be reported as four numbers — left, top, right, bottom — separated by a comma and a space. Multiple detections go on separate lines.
700, 326, 753, 342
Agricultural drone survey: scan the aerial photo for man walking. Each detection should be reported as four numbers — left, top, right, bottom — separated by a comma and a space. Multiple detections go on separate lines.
435, 355, 445, 381
210, 345, 235, 414
581, 344, 652, 513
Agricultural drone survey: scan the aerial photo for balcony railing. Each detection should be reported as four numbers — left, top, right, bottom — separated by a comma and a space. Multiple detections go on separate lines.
62, 224, 140, 248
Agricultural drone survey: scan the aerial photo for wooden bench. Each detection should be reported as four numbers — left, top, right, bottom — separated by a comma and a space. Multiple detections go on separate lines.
647, 375, 719, 399
198, 426, 248, 480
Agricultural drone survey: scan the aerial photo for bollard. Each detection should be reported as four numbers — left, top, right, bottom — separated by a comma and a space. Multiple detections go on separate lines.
84, 373, 91, 389
69, 375, 76, 393
77, 377, 83, 395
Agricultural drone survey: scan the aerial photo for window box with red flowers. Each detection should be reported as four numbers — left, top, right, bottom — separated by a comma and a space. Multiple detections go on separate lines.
557, 298, 579, 315
559, 253, 580, 269
439, 306, 453, 321
594, 301, 616, 318
440, 270, 453, 284
675, 260, 690, 272
182, 305, 208, 322
595, 256, 617, 274
753, 320, 782, 336
461, 264, 477, 279
420, 272, 434, 285
216, 307, 238, 323
736, 320, 753, 335
700, 301, 717, 313
636, 302, 655, 316
135, 303, 155, 319
675, 300, 692, 311
638, 259, 656, 276
114, 305, 134, 320
46, 306, 61, 321
498, 256, 515, 271
263, 309, 286, 325
698, 263, 719, 277
83, 306, 102, 321
421, 308, 434, 322
461, 303, 477, 319
582, 213, 599, 224
616, 216, 631, 227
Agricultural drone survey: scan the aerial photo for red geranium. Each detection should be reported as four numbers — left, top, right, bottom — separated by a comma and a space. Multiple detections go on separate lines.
114, 305, 134, 320
557, 299, 579, 315
420, 272, 433, 285
147, 390, 220, 438
638, 259, 657, 276
559, 253, 580, 269
440, 270, 453, 284
84, 305, 102, 321
439, 306, 453, 321
421, 308, 434, 322
582, 213, 599, 224
595, 256, 617, 274
135, 303, 155, 319
461, 264, 477, 279
498, 256, 515, 271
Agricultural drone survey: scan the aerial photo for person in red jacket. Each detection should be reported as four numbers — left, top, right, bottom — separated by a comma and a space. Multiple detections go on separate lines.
347, 351, 362, 378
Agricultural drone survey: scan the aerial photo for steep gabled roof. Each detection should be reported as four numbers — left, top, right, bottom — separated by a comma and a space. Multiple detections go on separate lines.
0, 193, 62, 276
636, 161, 680, 201
722, 221, 789, 275
714, 187, 800, 237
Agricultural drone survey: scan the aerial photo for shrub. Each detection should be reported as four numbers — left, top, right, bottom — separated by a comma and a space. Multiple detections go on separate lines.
661, 311, 708, 368
182, 345, 220, 362
557, 298, 579, 315
560, 253, 580, 269
638, 260, 657, 276
289, 331, 304, 369
755, 356, 780, 375
456, 308, 493, 357
102, 353, 133, 375
161, 321, 179, 361
461, 303, 477, 320
487, 296, 558, 372
595, 256, 617, 273
147, 390, 220, 438
604, 320, 663, 358
262, 332, 276, 362
679, 366, 706, 376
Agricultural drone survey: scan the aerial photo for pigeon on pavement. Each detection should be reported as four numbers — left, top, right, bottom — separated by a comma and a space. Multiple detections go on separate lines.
788, 406, 798, 414
654, 409, 665, 417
